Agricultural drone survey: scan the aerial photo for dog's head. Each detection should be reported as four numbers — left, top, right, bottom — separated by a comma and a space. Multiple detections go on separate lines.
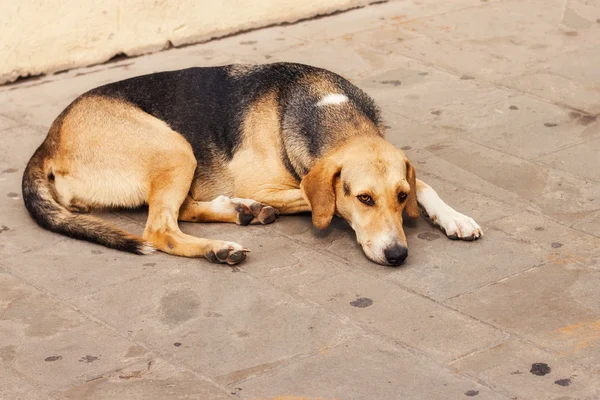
300, 137, 419, 266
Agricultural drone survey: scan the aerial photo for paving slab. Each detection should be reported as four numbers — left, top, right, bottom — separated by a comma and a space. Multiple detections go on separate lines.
0, 273, 151, 391
451, 339, 600, 400
61, 358, 233, 400
359, 64, 511, 125
572, 210, 600, 238
488, 210, 600, 268
0, 363, 47, 400
536, 137, 600, 183
297, 271, 507, 362
234, 336, 507, 400
391, 0, 600, 82
447, 263, 600, 370
500, 45, 600, 114
424, 138, 600, 227
71, 265, 361, 383
435, 94, 599, 160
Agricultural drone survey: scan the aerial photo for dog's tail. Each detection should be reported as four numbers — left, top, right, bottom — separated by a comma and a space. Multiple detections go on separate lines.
22, 143, 154, 255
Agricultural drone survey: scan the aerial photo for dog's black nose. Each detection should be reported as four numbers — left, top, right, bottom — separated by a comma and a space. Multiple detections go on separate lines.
384, 245, 408, 266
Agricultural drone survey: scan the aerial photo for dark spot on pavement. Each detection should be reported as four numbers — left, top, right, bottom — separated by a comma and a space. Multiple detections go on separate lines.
143, 262, 156, 267
160, 289, 201, 326
544, 122, 558, 127
275, 37, 285, 41
418, 232, 440, 241
465, 390, 479, 397
173, 342, 182, 347
231, 387, 243, 395
383, 125, 391, 129
240, 40, 257, 45
2, 168, 18, 173
431, 110, 442, 115
563, 30, 578, 36
350, 297, 373, 308
510, 370, 523, 375
397, 37, 404, 41
6, 192, 18, 198
204, 311, 223, 318
91, 250, 103, 254
418, 72, 429, 76
509, 105, 519, 110
460, 75, 475, 80
79, 355, 99, 363
534, 226, 544, 231
264, 55, 272, 59
569, 111, 597, 126
530, 363, 551, 376
401, 145, 412, 150
554, 378, 571, 386
44, 355, 62, 362
380, 80, 402, 86
0, 225, 9, 233
551, 242, 563, 248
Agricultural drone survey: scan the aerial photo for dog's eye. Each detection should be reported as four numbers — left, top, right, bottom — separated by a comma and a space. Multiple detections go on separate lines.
398, 192, 408, 202
357, 194, 375, 206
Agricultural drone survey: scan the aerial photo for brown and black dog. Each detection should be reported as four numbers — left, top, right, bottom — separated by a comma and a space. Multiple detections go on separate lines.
22, 63, 482, 266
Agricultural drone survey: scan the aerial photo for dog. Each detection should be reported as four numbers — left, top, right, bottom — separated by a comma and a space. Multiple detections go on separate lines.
22, 62, 482, 266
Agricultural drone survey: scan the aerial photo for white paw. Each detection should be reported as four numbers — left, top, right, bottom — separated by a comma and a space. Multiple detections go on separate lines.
438, 211, 483, 241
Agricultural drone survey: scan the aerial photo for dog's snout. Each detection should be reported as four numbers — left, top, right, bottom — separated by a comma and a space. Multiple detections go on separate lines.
384, 245, 408, 266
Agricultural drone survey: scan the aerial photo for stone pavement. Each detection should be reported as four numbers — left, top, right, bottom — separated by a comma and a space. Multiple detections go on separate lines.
1, 0, 600, 399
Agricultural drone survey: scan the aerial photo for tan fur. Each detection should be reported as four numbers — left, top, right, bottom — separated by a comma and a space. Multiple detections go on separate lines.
49, 96, 248, 263
228, 90, 306, 208
404, 160, 420, 219
299, 155, 342, 229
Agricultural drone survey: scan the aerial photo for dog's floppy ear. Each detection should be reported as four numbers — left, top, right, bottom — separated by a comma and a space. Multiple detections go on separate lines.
405, 160, 420, 219
300, 157, 342, 229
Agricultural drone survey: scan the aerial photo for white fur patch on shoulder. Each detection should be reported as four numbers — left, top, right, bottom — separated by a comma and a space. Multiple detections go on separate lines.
317, 93, 349, 107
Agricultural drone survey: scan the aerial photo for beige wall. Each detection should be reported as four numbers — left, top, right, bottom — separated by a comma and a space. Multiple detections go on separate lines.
1, 0, 371, 84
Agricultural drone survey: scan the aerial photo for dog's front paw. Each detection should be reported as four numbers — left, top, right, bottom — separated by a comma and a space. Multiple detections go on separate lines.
438, 212, 483, 241
205, 241, 249, 265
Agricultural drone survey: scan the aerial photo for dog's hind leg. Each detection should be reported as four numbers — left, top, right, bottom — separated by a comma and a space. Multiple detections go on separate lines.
143, 152, 248, 265
179, 195, 278, 225
416, 179, 483, 241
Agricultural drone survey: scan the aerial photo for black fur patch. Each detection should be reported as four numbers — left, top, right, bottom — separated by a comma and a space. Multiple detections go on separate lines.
88, 63, 381, 180
343, 181, 351, 196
